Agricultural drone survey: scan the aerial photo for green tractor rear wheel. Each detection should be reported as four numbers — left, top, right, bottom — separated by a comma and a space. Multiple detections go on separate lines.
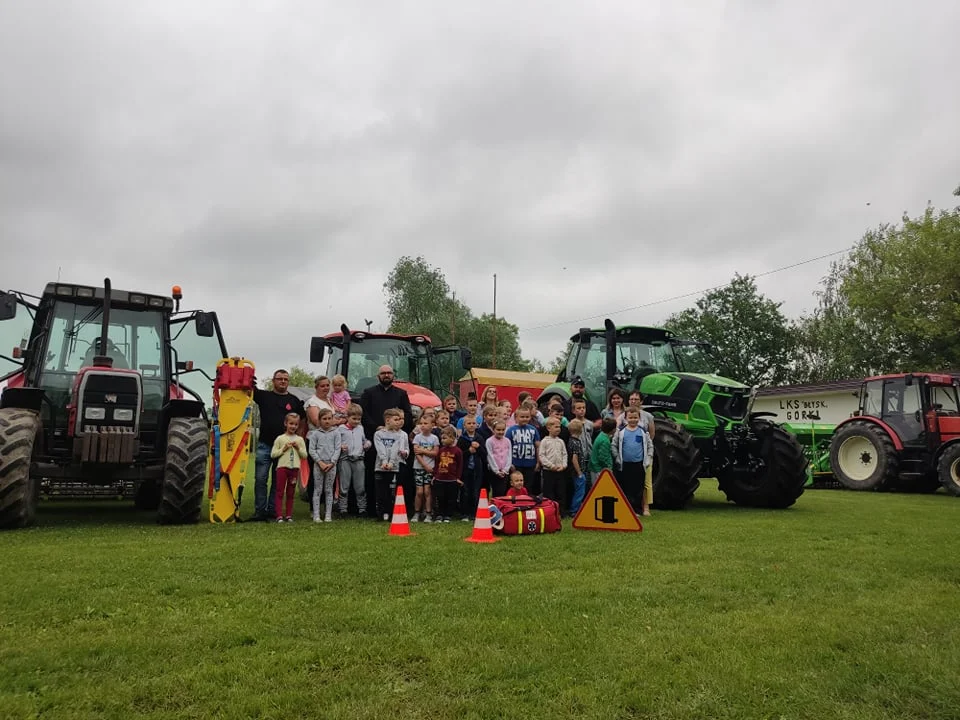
650, 419, 701, 510
717, 419, 808, 509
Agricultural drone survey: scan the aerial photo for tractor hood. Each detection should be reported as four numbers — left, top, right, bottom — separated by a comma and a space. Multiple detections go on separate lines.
674, 372, 750, 390
393, 381, 442, 412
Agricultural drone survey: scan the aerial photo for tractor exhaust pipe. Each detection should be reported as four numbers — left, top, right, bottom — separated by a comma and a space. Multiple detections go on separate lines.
93, 277, 113, 368
604, 318, 617, 391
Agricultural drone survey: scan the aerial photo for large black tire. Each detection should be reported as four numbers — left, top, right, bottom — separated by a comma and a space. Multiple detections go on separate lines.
158, 417, 207, 525
937, 443, 960, 497
650, 419, 701, 510
0, 408, 41, 529
717, 420, 808, 508
829, 420, 900, 492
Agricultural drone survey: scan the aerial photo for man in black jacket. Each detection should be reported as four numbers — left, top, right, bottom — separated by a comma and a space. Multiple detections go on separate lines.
360, 365, 414, 517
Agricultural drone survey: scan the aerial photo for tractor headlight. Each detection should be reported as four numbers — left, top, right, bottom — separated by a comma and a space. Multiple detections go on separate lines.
113, 409, 134, 422
410, 404, 423, 421
84, 407, 106, 420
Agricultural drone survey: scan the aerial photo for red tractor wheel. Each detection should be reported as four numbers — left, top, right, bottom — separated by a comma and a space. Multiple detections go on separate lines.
937, 443, 960, 497
829, 420, 900, 492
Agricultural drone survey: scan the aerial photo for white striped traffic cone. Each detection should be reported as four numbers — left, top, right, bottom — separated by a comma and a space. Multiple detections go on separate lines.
465, 489, 498, 543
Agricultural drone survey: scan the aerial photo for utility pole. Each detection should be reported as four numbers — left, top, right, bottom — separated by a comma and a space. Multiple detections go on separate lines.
451, 290, 456, 342
491, 274, 497, 369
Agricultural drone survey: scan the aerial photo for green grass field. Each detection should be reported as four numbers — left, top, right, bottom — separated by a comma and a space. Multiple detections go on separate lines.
1, 482, 958, 720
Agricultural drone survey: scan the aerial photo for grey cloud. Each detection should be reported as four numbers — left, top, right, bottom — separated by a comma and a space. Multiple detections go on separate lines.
2, 0, 959, 373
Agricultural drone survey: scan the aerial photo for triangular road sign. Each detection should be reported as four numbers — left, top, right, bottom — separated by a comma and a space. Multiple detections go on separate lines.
572, 469, 643, 532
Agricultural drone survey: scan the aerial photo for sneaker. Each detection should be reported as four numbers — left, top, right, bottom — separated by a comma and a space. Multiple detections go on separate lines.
276, 518, 284, 523
423, 514, 433, 523
285, 517, 294, 523
324, 515, 332, 523
382, 513, 389, 521
443, 517, 451, 523
313, 517, 322, 523
411, 513, 420, 523
461, 517, 470, 522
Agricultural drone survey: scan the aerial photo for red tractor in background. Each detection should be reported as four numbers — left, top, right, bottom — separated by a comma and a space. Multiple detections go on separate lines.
0, 278, 228, 528
829, 372, 960, 495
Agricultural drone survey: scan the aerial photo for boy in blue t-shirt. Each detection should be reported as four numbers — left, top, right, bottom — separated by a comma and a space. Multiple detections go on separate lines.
614, 407, 647, 515
505, 406, 541, 494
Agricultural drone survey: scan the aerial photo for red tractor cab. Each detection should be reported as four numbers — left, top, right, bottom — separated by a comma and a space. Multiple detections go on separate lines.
829, 372, 960, 495
0, 278, 229, 528
309, 324, 472, 421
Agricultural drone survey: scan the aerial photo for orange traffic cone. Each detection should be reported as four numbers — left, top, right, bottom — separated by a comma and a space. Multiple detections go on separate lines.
389, 485, 414, 537
465, 489, 498, 544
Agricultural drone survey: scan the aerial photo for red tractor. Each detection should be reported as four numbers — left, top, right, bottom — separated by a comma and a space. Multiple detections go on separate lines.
0, 278, 228, 528
829, 372, 960, 495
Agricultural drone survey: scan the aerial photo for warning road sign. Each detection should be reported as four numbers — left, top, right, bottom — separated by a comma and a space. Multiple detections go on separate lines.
572, 469, 643, 532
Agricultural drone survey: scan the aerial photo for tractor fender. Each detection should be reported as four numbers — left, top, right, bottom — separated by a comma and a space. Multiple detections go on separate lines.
166, 398, 207, 421
536, 382, 572, 409
834, 415, 904, 451
934, 438, 960, 464
0, 386, 44, 413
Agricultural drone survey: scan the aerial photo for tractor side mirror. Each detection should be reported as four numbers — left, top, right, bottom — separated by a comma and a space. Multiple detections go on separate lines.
905, 373, 914, 386
0, 292, 17, 321
578, 328, 591, 348
194, 312, 215, 338
310, 337, 325, 363
460, 347, 472, 369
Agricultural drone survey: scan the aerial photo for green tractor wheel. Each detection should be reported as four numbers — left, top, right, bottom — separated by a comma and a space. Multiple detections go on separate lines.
650, 419, 701, 510
716, 419, 808, 509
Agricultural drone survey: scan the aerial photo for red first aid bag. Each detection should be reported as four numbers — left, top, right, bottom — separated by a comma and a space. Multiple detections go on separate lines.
490, 495, 562, 535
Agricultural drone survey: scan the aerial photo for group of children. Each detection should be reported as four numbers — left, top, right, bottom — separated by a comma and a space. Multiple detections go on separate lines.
269, 382, 656, 524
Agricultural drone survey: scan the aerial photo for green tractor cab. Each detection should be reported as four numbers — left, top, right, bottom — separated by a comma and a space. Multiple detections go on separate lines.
540, 319, 807, 510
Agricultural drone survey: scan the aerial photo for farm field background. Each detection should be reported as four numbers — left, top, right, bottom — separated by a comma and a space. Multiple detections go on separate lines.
1, 481, 958, 720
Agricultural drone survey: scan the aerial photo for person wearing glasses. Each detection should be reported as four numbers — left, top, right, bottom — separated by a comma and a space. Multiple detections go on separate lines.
250, 369, 307, 522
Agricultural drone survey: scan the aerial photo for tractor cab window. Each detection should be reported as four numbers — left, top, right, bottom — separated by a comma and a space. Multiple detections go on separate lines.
862, 380, 883, 417
170, 314, 228, 412
0, 296, 34, 381
881, 377, 924, 445
40, 302, 167, 416
931, 385, 960, 415
328, 337, 429, 395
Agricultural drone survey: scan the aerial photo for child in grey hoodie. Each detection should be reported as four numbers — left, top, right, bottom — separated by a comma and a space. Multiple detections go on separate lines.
337, 403, 371, 516
373, 408, 410, 520
308, 408, 341, 523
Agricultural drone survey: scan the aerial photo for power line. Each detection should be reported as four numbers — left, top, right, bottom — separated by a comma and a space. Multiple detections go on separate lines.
521, 246, 853, 332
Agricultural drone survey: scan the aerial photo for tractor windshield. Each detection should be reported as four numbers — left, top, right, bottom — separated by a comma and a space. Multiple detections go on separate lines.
326, 337, 431, 395
572, 336, 683, 403
671, 342, 717, 374
40, 302, 167, 418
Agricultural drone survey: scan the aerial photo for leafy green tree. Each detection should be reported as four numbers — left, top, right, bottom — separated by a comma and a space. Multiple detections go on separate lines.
383, 256, 532, 371
264, 365, 315, 390
840, 205, 960, 372
548, 342, 572, 375
665, 274, 797, 387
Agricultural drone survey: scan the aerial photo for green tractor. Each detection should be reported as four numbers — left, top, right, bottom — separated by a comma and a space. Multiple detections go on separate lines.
539, 320, 808, 510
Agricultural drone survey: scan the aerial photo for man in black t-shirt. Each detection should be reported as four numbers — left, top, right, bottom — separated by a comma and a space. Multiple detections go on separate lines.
563, 376, 602, 424
251, 368, 306, 521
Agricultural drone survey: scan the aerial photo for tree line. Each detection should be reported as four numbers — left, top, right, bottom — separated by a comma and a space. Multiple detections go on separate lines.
283, 193, 959, 389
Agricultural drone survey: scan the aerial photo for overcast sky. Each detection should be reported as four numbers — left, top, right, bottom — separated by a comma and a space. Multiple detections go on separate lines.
2, 0, 958, 380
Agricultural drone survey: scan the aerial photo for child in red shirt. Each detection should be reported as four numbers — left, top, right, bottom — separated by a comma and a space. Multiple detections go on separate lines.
504, 469, 530, 498
433, 426, 463, 522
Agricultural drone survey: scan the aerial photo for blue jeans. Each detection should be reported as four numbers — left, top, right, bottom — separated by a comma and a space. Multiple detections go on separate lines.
254, 442, 277, 517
